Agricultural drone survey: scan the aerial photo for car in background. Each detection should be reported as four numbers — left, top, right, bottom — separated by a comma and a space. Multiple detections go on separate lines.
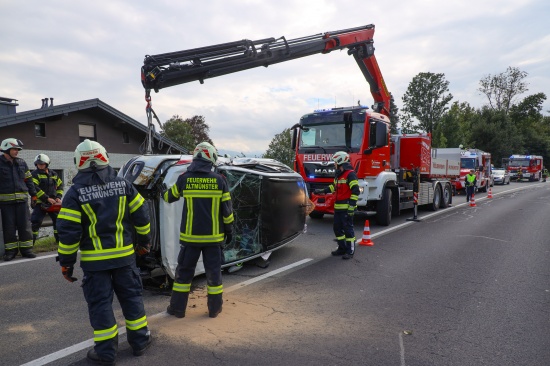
492, 168, 510, 185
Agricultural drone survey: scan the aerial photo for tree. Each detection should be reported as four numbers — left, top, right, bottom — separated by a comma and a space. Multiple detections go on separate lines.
161, 115, 194, 150
389, 95, 400, 134
263, 128, 294, 167
478, 66, 528, 115
185, 115, 214, 147
161, 115, 213, 151
400, 72, 453, 134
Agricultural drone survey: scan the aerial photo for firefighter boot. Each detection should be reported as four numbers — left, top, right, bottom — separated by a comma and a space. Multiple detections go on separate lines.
342, 241, 354, 260
3, 250, 17, 261
208, 293, 223, 318
87, 335, 118, 365
20, 248, 36, 258
331, 241, 346, 256
167, 291, 188, 318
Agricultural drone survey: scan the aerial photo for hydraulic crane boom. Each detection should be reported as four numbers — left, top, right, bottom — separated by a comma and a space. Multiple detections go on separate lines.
141, 24, 391, 116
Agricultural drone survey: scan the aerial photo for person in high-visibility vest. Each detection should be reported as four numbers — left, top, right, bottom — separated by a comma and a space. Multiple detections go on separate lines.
57, 139, 153, 365
465, 169, 477, 202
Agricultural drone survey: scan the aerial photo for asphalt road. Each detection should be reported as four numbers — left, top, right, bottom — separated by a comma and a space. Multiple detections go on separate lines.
2, 181, 549, 366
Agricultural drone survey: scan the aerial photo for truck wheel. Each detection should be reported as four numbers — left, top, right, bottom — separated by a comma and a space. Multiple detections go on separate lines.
376, 188, 392, 226
309, 211, 324, 219
441, 183, 451, 208
430, 184, 441, 211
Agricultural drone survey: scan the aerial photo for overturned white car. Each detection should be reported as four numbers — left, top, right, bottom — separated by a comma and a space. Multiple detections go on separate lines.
118, 154, 309, 284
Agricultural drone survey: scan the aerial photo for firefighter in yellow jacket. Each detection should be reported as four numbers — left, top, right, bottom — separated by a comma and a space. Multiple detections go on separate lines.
57, 140, 152, 365
163, 142, 234, 318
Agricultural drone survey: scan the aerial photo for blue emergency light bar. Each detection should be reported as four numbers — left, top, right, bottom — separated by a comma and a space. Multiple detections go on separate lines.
313, 105, 369, 113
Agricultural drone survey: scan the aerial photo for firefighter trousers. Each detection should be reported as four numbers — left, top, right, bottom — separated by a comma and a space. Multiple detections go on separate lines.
170, 245, 223, 316
333, 210, 355, 255
0, 202, 33, 254
82, 263, 149, 361
30, 207, 59, 243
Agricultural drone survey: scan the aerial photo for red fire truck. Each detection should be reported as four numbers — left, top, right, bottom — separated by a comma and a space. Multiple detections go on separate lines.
505, 155, 543, 181
432, 148, 492, 193
140, 24, 459, 226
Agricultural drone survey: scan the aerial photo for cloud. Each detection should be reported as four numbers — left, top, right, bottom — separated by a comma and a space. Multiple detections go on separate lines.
1, 0, 549, 154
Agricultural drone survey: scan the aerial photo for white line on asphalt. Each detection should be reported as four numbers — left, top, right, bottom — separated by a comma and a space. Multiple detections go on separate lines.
19, 258, 313, 365
0, 253, 57, 268
399, 332, 406, 366
224, 258, 313, 293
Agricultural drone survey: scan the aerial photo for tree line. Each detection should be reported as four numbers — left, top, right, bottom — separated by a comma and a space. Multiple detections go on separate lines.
160, 66, 549, 169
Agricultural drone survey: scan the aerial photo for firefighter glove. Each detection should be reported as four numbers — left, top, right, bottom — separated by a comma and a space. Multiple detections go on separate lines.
135, 243, 151, 256
31, 196, 37, 208
61, 266, 78, 282
225, 232, 233, 244
314, 189, 325, 195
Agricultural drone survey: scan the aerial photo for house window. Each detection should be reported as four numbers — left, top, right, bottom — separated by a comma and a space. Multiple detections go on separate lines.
35, 122, 46, 137
123, 132, 130, 144
79, 123, 96, 142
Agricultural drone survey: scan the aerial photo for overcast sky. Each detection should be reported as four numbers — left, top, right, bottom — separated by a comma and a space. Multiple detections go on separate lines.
1, 0, 549, 156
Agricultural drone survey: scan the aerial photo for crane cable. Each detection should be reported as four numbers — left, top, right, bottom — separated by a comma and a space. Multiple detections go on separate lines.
144, 90, 164, 154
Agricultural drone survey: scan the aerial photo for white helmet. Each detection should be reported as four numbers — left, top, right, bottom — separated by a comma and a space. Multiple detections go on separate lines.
74, 139, 109, 170
34, 153, 51, 167
1, 138, 24, 152
193, 142, 218, 164
332, 151, 350, 166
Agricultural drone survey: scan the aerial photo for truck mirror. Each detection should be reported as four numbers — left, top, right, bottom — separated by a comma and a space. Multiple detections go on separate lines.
290, 128, 297, 150
375, 121, 388, 147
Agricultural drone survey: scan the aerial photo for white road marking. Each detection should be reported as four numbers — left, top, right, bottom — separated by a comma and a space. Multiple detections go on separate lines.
399, 332, 407, 366
19, 258, 313, 365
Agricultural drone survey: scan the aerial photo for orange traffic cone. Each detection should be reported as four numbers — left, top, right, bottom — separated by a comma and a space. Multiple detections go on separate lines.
469, 193, 477, 207
487, 187, 493, 198
359, 220, 374, 246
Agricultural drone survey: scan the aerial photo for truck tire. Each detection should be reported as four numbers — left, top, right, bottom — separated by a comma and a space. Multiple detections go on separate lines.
441, 183, 452, 208
430, 184, 441, 211
309, 211, 324, 219
376, 188, 392, 226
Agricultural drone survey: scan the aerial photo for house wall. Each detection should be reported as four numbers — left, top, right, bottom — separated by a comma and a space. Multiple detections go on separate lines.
0, 111, 154, 154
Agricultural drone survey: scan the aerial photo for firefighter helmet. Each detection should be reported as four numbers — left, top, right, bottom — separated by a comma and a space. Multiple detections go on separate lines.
34, 153, 51, 167
193, 142, 218, 164
1, 138, 24, 152
74, 139, 110, 170
332, 151, 350, 166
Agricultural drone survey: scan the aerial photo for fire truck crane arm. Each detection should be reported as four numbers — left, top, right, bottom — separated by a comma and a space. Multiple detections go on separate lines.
141, 24, 391, 117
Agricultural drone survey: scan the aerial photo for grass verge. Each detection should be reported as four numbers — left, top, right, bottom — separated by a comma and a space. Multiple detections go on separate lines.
34, 236, 58, 253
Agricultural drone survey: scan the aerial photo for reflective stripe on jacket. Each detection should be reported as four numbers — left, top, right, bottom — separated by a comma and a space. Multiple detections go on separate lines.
163, 160, 234, 246
56, 166, 151, 270
325, 163, 360, 212
32, 168, 64, 202
0, 155, 36, 204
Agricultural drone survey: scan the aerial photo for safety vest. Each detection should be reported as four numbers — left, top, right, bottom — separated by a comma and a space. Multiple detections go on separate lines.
327, 168, 360, 211
466, 173, 476, 186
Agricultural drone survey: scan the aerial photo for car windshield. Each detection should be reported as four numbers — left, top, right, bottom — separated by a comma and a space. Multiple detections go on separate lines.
493, 169, 505, 174
509, 159, 529, 167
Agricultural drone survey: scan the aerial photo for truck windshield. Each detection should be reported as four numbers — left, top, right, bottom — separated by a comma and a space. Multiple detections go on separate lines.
300, 122, 364, 148
460, 158, 476, 169
509, 159, 529, 167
